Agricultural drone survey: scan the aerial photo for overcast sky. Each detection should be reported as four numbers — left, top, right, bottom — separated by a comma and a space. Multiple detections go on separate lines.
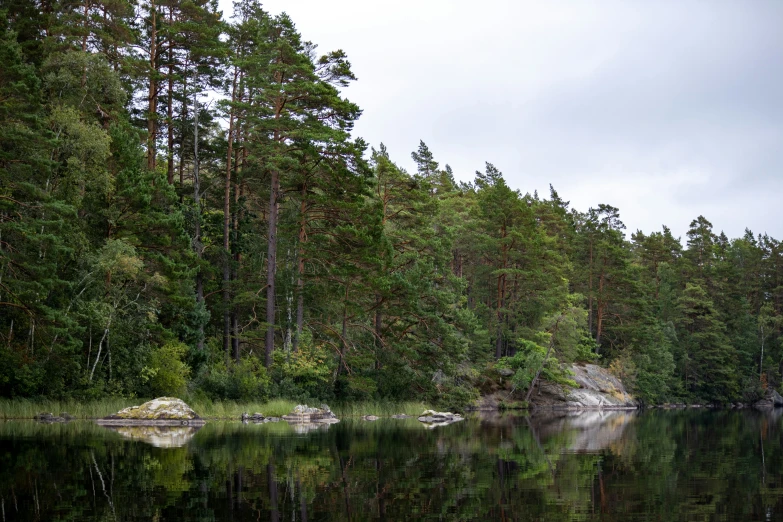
218, 0, 782, 241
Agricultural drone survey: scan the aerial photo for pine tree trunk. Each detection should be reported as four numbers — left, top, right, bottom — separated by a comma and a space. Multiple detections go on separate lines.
193, 98, 204, 353
264, 168, 279, 368
293, 184, 306, 353
178, 76, 188, 187
374, 295, 382, 370
595, 256, 606, 351
232, 73, 247, 363
495, 229, 507, 359
166, 7, 174, 184
146, 2, 157, 171
341, 286, 348, 372
265, 89, 283, 367
232, 175, 242, 363
223, 67, 238, 365
588, 239, 594, 335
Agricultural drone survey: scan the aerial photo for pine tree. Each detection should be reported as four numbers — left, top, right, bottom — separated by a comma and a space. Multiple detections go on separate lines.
675, 283, 739, 402
231, 9, 362, 368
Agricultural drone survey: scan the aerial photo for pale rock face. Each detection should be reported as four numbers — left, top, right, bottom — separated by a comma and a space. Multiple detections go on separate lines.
568, 365, 634, 406
533, 364, 637, 410
113, 397, 201, 420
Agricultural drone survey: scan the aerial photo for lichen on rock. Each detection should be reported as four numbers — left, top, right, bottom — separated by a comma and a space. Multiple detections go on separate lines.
98, 397, 205, 425
417, 410, 463, 428
282, 404, 339, 425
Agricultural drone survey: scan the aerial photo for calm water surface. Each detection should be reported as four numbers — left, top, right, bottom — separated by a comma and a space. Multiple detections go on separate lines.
1, 409, 782, 521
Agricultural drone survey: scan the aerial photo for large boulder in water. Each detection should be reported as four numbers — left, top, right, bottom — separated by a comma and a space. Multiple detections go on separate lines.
97, 397, 205, 426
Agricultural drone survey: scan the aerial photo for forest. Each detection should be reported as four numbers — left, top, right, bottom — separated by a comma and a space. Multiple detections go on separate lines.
1, 0, 782, 408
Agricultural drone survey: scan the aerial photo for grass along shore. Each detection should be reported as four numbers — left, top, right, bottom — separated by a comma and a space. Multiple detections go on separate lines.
0, 398, 432, 420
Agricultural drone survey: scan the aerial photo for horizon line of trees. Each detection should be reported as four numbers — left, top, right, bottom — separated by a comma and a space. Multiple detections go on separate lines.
1, 0, 781, 406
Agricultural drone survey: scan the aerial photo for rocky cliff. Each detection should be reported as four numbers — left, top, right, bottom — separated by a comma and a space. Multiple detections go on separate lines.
530, 364, 637, 410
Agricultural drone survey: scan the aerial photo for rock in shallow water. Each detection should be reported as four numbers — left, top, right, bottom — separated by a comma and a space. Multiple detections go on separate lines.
282, 404, 339, 424
34, 412, 69, 423
417, 410, 464, 428
97, 397, 205, 426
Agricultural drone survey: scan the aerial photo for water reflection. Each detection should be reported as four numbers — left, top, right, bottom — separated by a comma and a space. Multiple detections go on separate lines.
531, 410, 637, 452
103, 425, 202, 447
1, 410, 782, 521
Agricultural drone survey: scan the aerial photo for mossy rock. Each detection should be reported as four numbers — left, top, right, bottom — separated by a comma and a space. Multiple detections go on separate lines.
98, 397, 205, 425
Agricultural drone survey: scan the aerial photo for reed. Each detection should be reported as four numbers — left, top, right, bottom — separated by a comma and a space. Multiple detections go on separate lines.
0, 398, 431, 420
0, 398, 138, 419
331, 401, 430, 417
190, 399, 299, 419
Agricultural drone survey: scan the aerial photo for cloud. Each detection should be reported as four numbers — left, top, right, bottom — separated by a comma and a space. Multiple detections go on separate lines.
220, 0, 783, 240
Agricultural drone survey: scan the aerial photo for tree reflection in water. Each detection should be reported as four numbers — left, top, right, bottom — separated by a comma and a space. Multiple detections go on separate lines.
1, 410, 782, 521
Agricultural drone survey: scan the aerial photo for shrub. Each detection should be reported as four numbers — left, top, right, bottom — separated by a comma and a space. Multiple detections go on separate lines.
192, 357, 270, 402
497, 339, 576, 394
270, 347, 334, 401
142, 341, 190, 397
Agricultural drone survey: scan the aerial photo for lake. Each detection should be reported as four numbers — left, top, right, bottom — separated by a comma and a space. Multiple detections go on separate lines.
1, 409, 781, 521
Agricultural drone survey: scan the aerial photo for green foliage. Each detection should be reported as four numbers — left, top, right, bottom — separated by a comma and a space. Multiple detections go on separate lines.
192, 357, 270, 402
0, 0, 779, 408
498, 339, 576, 394
270, 347, 334, 402
331, 401, 431, 417
142, 342, 191, 397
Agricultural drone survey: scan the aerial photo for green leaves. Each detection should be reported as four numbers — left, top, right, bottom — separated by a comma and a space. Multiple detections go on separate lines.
1, 0, 781, 407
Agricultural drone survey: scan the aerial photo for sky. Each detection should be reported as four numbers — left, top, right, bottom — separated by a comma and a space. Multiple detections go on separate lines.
218, 0, 783, 241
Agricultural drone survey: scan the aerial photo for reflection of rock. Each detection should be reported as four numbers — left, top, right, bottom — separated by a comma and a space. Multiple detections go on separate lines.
290, 423, 334, 434
241, 412, 267, 422
97, 397, 206, 426
243, 416, 281, 424
282, 404, 339, 425
531, 410, 637, 452
104, 425, 201, 448
763, 407, 783, 423
417, 410, 464, 429
532, 364, 637, 410
362, 415, 379, 421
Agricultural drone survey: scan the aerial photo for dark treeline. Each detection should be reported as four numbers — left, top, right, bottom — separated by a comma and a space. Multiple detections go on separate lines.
1, 0, 781, 406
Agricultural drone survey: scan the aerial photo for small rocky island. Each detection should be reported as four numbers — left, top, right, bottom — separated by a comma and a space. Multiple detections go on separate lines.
417, 410, 464, 428
97, 397, 206, 426
281, 404, 340, 424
